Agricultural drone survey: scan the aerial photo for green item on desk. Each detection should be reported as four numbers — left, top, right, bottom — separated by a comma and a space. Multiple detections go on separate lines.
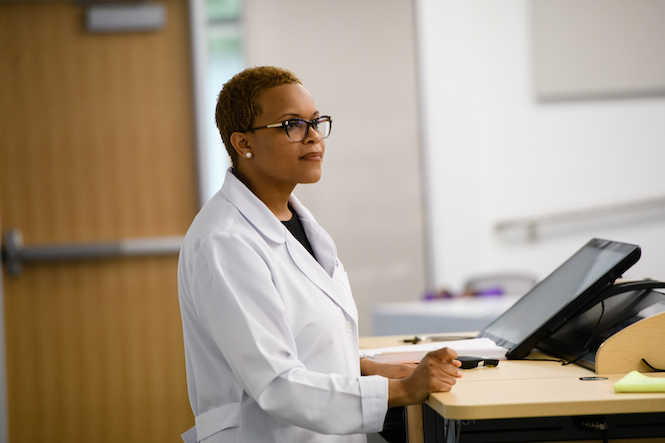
614, 371, 665, 393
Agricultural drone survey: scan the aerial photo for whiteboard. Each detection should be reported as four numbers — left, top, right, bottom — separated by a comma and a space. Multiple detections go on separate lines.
533, 0, 665, 101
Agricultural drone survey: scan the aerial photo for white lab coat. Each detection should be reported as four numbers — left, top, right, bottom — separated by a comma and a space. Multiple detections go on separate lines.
178, 169, 389, 442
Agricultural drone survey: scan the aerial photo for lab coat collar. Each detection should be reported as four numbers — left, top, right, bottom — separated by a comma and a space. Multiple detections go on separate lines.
220, 168, 286, 245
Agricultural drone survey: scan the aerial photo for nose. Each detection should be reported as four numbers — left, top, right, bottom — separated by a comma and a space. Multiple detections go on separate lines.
303, 122, 323, 143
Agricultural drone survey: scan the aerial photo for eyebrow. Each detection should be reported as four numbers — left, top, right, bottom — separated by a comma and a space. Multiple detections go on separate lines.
274, 111, 321, 121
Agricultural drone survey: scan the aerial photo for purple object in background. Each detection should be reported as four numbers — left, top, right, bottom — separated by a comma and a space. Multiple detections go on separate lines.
474, 286, 504, 297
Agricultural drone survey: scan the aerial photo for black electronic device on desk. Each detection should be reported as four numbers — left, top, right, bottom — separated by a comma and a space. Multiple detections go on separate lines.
476, 238, 641, 359
539, 279, 665, 370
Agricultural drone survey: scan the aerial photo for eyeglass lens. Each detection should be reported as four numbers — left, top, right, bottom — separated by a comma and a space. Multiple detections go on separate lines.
286, 117, 331, 141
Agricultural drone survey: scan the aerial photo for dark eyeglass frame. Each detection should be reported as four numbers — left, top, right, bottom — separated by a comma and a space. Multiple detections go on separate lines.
457, 356, 499, 369
243, 115, 332, 142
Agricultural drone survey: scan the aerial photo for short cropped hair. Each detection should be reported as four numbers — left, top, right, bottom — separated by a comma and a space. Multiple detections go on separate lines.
215, 66, 302, 166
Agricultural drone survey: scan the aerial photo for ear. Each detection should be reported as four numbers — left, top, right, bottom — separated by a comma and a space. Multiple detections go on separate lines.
230, 132, 251, 158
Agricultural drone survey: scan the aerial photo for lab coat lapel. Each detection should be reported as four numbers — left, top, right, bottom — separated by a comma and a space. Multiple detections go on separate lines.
287, 196, 357, 318
284, 233, 356, 320
286, 237, 336, 297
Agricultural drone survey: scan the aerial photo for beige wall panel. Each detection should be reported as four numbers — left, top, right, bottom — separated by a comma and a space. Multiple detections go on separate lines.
0, 2, 197, 442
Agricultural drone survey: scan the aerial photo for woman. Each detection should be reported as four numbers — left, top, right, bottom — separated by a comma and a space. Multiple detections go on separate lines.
178, 66, 461, 443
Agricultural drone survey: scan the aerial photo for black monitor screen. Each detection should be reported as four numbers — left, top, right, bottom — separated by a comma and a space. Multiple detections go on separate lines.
478, 238, 640, 359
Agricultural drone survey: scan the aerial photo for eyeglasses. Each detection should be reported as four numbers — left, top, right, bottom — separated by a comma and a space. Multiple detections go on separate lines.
457, 356, 499, 369
243, 115, 332, 142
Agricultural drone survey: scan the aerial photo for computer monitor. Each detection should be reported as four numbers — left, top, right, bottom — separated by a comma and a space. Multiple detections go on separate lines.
477, 238, 641, 359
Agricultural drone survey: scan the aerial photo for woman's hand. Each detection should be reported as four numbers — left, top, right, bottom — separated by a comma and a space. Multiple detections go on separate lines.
387, 347, 462, 407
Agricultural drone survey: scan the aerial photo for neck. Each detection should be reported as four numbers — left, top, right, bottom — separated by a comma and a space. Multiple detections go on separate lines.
232, 167, 295, 221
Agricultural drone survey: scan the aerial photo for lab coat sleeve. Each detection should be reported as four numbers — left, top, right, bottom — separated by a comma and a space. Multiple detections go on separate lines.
187, 231, 388, 435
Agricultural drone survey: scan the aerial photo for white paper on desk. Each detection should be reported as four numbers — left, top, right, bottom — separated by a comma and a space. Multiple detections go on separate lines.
364, 338, 507, 363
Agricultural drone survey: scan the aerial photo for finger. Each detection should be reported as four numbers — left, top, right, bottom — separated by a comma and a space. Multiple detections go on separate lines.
419, 353, 461, 380
429, 362, 461, 381
432, 357, 461, 378
435, 360, 462, 379
435, 381, 457, 393
428, 346, 458, 361
431, 375, 459, 393
443, 362, 462, 378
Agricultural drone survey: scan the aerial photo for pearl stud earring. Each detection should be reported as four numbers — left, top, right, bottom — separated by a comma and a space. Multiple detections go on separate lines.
245, 152, 252, 158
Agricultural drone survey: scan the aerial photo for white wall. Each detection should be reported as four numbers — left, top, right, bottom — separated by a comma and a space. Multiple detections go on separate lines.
243, 0, 427, 336
416, 0, 665, 292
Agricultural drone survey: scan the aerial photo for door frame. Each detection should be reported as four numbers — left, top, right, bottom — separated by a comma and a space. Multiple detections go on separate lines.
0, 216, 8, 443
187, 0, 210, 208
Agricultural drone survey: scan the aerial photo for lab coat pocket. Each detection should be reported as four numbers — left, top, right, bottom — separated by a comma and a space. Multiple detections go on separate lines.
333, 261, 352, 294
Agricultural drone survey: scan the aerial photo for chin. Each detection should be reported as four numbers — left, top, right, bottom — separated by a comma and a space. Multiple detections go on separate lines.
298, 166, 322, 184
300, 175, 322, 184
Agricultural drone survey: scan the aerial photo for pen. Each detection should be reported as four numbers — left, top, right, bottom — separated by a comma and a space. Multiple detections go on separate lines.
403, 335, 474, 344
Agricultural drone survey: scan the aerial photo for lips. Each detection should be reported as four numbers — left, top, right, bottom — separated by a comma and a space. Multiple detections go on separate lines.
301, 151, 323, 161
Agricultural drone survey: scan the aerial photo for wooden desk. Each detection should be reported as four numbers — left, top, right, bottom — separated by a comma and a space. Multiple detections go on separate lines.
360, 332, 665, 443
425, 360, 665, 442
427, 359, 665, 420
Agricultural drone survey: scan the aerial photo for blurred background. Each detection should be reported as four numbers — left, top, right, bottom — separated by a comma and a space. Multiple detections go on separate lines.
1, 0, 664, 442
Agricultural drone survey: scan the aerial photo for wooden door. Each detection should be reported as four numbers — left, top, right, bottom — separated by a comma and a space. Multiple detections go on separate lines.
0, 2, 197, 442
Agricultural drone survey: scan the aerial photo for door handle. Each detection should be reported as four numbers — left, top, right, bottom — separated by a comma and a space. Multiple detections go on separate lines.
2, 228, 183, 276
